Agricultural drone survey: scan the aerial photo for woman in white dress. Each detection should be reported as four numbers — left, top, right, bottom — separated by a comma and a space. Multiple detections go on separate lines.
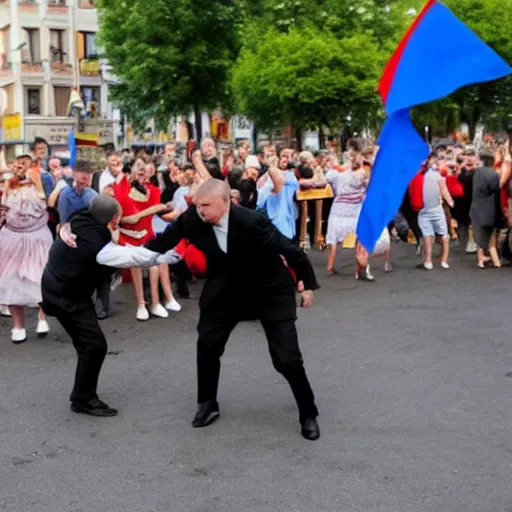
0, 162, 53, 343
325, 160, 372, 279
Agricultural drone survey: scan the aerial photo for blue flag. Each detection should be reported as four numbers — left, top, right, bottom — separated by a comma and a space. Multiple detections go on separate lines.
356, 0, 512, 251
357, 110, 429, 251
68, 129, 76, 168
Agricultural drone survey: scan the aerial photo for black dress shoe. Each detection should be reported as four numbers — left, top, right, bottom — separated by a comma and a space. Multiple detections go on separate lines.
96, 309, 109, 321
71, 398, 118, 417
301, 417, 320, 441
191, 401, 220, 428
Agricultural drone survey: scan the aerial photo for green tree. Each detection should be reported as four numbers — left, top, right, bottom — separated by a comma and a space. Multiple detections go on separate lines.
96, 0, 241, 141
402, 0, 512, 137
234, 0, 416, 141
231, 27, 384, 146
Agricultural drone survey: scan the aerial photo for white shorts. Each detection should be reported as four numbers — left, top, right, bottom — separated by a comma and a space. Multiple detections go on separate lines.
418, 206, 448, 237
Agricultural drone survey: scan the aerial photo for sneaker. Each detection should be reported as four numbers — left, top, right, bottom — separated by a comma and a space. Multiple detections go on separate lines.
0, 305, 11, 317
165, 298, 182, 312
11, 328, 27, 344
423, 262, 434, 270
466, 240, 478, 254
136, 305, 150, 321
365, 265, 375, 281
149, 303, 169, 318
36, 319, 50, 337
441, 262, 450, 269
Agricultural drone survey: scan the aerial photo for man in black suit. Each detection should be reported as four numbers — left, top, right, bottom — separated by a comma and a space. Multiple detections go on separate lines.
42, 196, 172, 417
145, 179, 321, 440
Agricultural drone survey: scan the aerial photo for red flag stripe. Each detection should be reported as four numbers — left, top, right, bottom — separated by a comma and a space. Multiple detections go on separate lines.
379, 0, 436, 105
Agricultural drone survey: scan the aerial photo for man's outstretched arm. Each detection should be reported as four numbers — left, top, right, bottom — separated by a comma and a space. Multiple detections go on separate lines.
144, 211, 187, 254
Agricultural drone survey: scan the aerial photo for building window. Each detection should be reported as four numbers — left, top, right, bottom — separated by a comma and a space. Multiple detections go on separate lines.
80, 86, 100, 116
77, 32, 97, 60
54, 86, 70, 116
26, 88, 41, 115
50, 29, 65, 63
48, 0, 67, 5
22, 28, 40, 63
79, 0, 95, 7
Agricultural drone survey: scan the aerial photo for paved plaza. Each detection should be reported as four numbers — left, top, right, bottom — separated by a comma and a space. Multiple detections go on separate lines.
1, 243, 512, 512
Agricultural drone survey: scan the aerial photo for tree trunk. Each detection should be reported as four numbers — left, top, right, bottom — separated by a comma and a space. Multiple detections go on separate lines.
294, 126, 303, 151
252, 124, 258, 152
468, 105, 481, 142
319, 124, 326, 149
193, 102, 202, 145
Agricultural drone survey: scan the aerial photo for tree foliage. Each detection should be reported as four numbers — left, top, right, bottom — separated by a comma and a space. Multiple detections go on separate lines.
405, 0, 512, 137
232, 27, 384, 135
232, 0, 416, 135
98, 0, 512, 140
96, 0, 241, 137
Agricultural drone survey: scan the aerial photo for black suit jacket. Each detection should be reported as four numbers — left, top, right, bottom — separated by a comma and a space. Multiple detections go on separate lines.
470, 166, 501, 228
41, 210, 113, 315
145, 205, 319, 316
91, 171, 101, 193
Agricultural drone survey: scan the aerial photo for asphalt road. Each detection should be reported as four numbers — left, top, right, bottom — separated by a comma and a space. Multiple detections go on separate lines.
1, 242, 512, 512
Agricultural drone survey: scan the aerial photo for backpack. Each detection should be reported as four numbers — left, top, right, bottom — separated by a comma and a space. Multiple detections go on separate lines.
409, 169, 426, 212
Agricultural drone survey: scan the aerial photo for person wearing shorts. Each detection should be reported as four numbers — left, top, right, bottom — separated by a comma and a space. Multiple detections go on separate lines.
418, 157, 454, 270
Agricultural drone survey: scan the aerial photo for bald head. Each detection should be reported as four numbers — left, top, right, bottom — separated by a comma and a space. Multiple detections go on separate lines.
195, 178, 230, 202
194, 178, 231, 225
89, 194, 121, 226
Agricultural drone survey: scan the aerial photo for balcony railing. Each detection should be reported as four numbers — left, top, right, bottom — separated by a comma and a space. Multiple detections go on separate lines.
51, 61, 73, 73
18, 0, 38, 11
79, 58, 100, 75
21, 62, 43, 72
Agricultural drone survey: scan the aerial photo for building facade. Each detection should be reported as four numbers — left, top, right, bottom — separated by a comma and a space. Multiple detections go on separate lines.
0, 0, 118, 150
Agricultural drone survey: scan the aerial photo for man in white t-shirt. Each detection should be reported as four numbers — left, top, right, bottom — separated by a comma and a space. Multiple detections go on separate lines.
92, 151, 122, 194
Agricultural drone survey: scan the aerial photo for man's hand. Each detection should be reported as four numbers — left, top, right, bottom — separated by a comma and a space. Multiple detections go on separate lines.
192, 149, 203, 163
300, 290, 314, 308
103, 185, 115, 197
59, 223, 77, 249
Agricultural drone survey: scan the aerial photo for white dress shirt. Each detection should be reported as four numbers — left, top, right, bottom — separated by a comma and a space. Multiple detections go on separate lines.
96, 242, 181, 268
172, 186, 190, 212
98, 168, 116, 194
212, 212, 229, 253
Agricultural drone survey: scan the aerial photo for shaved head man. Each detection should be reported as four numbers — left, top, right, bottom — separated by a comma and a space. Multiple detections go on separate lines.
145, 178, 322, 441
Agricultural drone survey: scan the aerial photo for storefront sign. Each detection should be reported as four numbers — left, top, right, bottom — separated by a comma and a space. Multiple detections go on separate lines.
25, 122, 73, 146
1, 113, 22, 141
232, 115, 253, 141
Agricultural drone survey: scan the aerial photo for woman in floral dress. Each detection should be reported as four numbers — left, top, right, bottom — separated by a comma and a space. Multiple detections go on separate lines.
0, 161, 53, 342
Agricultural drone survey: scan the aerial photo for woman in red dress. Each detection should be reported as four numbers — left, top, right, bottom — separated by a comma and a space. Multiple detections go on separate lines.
114, 158, 181, 321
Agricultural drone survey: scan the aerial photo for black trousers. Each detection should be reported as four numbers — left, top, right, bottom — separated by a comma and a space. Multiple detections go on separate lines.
400, 206, 422, 244
196, 307, 318, 422
95, 278, 111, 314
57, 305, 108, 403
